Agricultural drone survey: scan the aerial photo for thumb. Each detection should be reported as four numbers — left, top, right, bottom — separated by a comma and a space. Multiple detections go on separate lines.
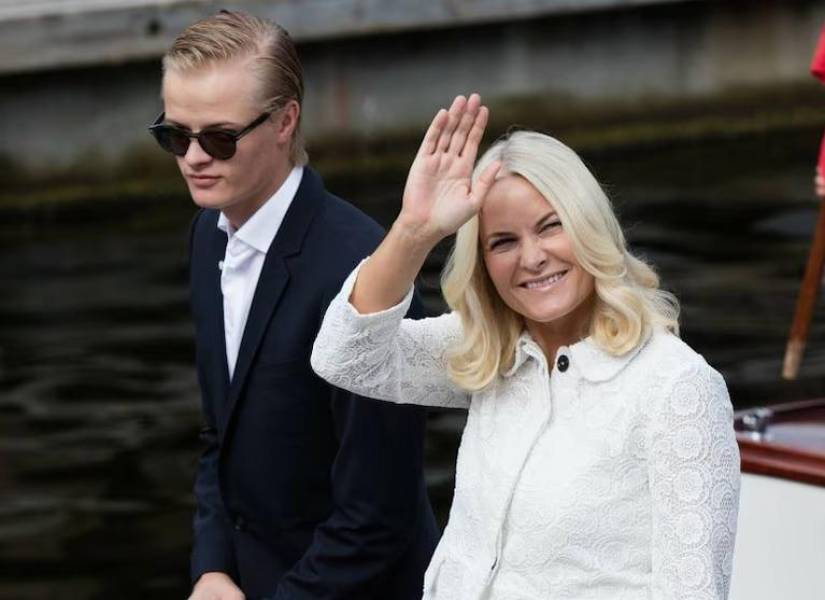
469, 160, 502, 206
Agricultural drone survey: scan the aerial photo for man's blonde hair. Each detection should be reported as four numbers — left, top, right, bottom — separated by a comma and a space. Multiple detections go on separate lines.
442, 131, 680, 391
162, 10, 308, 165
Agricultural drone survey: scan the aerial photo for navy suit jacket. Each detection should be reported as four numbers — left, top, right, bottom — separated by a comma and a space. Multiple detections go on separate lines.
188, 167, 439, 599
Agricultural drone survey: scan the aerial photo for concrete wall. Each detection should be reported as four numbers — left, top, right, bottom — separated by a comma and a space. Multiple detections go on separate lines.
2, 0, 825, 177
0, 0, 692, 74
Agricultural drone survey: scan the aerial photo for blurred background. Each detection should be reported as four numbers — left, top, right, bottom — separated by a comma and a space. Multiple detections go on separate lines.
2, 0, 825, 597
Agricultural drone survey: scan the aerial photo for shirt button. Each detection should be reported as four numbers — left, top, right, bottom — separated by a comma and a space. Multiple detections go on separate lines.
557, 355, 569, 372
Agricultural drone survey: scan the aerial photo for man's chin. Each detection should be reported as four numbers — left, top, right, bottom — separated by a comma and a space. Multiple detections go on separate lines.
189, 188, 228, 211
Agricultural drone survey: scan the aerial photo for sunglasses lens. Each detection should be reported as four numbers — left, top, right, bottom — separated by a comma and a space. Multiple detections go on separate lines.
150, 121, 240, 160
200, 131, 237, 160
152, 126, 190, 156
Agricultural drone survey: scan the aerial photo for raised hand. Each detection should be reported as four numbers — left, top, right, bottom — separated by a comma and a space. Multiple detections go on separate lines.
400, 93, 500, 245
349, 94, 499, 314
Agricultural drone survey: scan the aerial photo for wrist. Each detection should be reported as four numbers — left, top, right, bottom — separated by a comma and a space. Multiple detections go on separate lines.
194, 571, 234, 587
392, 215, 442, 253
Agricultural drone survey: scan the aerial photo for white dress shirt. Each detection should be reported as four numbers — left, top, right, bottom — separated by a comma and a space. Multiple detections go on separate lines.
218, 166, 303, 379
311, 262, 740, 600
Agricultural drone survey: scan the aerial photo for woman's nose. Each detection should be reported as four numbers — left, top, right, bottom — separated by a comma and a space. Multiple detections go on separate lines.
520, 237, 547, 271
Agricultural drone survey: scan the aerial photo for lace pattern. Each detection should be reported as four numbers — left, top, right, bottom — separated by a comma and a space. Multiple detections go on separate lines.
311, 263, 740, 600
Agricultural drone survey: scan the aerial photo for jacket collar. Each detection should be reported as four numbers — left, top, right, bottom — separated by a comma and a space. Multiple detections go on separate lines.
217, 165, 303, 254
504, 329, 651, 382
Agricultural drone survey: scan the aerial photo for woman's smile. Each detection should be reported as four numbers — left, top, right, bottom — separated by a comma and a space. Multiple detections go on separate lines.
520, 269, 569, 290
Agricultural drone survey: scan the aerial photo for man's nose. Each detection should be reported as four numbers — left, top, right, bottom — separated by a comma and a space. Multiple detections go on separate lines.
184, 137, 212, 166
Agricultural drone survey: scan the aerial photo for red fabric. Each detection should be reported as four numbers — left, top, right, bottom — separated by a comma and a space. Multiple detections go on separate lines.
812, 24, 825, 81
812, 26, 825, 172
819, 131, 825, 175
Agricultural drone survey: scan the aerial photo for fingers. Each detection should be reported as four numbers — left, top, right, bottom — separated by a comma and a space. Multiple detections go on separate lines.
447, 93, 481, 156
436, 95, 468, 153
418, 108, 449, 156
418, 93, 490, 162
461, 104, 489, 166
470, 159, 502, 206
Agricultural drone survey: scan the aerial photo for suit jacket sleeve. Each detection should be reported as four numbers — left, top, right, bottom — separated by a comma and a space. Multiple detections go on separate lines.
268, 288, 432, 599
188, 210, 236, 583
191, 420, 236, 581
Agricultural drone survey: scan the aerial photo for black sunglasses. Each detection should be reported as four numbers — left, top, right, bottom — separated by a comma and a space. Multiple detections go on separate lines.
148, 112, 270, 160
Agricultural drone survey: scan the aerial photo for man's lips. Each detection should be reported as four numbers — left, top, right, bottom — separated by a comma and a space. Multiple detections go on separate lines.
186, 173, 221, 187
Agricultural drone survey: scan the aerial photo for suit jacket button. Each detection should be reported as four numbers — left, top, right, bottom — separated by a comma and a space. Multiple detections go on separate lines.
557, 355, 569, 372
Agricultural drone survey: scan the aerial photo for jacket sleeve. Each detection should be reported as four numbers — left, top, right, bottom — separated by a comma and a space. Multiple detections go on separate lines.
311, 260, 470, 410
647, 361, 740, 599
188, 209, 237, 583
190, 422, 236, 582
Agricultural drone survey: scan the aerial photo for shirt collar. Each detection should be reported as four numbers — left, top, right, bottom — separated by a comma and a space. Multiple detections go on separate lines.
217, 165, 304, 253
504, 328, 651, 382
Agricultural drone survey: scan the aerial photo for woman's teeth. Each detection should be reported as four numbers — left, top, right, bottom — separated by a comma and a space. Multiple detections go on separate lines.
524, 271, 566, 289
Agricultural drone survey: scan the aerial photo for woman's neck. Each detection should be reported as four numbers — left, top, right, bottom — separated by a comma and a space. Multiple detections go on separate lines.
524, 297, 595, 364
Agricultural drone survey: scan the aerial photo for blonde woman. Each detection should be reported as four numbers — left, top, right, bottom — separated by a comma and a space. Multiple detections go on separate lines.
311, 94, 740, 600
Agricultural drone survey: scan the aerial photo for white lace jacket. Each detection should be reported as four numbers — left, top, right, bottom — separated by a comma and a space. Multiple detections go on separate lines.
311, 265, 740, 600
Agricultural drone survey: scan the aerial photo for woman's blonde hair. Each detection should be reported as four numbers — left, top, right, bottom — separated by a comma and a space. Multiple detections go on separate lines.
162, 10, 308, 165
442, 130, 679, 391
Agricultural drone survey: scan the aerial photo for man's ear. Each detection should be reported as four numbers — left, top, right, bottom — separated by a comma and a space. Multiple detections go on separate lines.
275, 100, 300, 144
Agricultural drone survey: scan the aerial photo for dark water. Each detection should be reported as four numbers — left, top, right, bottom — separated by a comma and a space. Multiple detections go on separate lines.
3, 126, 825, 598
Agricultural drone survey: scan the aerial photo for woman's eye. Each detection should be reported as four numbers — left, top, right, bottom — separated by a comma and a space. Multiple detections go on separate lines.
490, 238, 514, 251
541, 220, 561, 233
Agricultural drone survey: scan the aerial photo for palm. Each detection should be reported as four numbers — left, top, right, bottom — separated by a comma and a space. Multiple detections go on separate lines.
404, 149, 474, 233
401, 94, 499, 240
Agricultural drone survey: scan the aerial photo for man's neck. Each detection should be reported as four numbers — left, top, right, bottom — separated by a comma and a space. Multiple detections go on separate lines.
224, 161, 295, 230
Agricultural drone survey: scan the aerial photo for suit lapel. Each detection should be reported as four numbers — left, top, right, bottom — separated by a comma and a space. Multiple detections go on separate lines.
222, 167, 326, 441
205, 219, 231, 417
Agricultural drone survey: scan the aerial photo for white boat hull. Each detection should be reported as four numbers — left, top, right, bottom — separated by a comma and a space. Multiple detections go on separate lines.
730, 473, 825, 600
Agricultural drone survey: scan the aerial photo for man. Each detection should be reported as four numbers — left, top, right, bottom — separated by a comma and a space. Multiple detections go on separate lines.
149, 10, 438, 599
